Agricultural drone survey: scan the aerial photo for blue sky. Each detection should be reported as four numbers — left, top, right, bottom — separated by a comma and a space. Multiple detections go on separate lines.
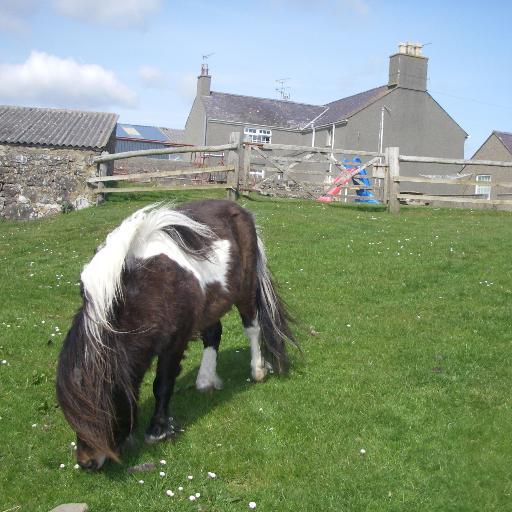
1, 0, 510, 156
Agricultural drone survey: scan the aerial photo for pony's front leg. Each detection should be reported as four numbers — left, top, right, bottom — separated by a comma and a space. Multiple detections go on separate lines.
196, 321, 223, 391
145, 348, 184, 444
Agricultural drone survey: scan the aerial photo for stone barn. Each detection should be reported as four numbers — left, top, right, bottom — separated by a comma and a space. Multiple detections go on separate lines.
0, 105, 118, 220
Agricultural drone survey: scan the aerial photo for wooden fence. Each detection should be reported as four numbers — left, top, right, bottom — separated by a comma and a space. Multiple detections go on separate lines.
86, 135, 512, 213
88, 133, 242, 201
386, 147, 512, 213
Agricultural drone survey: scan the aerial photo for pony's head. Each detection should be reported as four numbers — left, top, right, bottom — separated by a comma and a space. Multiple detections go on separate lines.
56, 309, 136, 469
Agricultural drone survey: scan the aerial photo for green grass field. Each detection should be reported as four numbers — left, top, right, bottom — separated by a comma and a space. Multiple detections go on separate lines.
1, 191, 512, 511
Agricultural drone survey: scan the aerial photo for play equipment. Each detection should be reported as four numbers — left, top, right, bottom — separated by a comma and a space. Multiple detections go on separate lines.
316, 156, 379, 204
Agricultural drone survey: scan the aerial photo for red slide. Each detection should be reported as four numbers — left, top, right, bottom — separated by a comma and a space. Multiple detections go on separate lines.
316, 165, 360, 203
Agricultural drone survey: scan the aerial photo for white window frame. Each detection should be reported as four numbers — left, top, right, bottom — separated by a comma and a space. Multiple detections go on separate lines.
244, 127, 272, 144
475, 175, 491, 199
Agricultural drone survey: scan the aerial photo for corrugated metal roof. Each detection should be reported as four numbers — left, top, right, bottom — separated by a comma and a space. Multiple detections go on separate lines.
116, 123, 168, 142
203, 92, 326, 130
0, 105, 118, 149
495, 131, 512, 154
116, 124, 186, 144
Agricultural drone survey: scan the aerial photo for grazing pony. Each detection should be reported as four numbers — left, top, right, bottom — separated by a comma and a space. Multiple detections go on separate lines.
56, 200, 296, 470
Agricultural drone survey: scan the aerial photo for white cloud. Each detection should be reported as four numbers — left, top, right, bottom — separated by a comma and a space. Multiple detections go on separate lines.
51, 0, 162, 28
138, 66, 168, 89
0, 51, 137, 109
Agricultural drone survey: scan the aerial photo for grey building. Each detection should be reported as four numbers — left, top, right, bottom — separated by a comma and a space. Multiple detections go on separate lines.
185, 44, 467, 192
0, 105, 117, 219
458, 131, 512, 201
116, 123, 186, 160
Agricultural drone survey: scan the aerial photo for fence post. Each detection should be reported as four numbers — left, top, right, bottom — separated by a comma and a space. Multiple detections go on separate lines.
490, 181, 498, 209
242, 142, 251, 190
385, 147, 400, 214
227, 132, 241, 201
96, 151, 109, 205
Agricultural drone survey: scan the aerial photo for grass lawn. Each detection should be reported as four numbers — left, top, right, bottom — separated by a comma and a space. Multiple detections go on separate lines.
1, 191, 511, 511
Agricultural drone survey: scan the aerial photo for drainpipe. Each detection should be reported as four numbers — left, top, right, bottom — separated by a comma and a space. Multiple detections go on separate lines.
329, 123, 336, 173
378, 106, 391, 161
379, 107, 385, 155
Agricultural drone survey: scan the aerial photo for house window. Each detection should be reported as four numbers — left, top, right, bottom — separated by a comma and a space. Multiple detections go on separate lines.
244, 127, 271, 144
475, 175, 491, 199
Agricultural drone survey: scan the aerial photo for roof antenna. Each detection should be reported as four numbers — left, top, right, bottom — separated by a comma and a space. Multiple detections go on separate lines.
201, 53, 214, 75
275, 78, 291, 100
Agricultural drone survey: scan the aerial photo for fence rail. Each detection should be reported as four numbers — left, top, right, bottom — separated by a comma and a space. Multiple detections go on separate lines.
88, 165, 234, 184
92, 143, 238, 163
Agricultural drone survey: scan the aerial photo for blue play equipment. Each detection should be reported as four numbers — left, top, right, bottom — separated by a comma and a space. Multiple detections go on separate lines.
343, 157, 380, 204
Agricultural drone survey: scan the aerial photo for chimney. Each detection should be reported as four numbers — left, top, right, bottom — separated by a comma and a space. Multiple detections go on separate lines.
197, 63, 211, 97
388, 42, 428, 91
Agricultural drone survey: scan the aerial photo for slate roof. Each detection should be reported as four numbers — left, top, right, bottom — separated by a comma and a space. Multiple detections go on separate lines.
315, 86, 391, 126
159, 127, 186, 143
495, 131, 512, 154
201, 86, 391, 131
203, 92, 326, 130
0, 105, 118, 149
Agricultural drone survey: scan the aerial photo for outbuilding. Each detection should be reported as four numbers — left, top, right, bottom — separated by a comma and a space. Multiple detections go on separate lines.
0, 105, 118, 219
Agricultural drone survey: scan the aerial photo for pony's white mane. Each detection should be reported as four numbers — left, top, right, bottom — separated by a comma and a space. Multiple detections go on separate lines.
80, 204, 216, 350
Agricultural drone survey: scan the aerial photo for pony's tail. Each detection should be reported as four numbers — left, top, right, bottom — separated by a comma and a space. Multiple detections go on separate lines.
255, 235, 298, 374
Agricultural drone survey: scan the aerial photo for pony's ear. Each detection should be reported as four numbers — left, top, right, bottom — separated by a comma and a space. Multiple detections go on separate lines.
72, 367, 83, 388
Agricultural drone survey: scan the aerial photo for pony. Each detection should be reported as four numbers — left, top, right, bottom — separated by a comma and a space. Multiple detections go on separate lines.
56, 199, 297, 470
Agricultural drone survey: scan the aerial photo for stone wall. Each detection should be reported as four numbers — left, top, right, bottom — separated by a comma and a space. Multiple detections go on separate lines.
0, 144, 99, 220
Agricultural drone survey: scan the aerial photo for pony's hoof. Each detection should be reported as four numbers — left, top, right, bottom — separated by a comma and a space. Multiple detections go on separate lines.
144, 417, 179, 445
251, 365, 268, 382
196, 373, 223, 392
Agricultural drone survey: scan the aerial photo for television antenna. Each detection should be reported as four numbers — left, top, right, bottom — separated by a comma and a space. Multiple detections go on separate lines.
201, 53, 214, 75
275, 77, 291, 100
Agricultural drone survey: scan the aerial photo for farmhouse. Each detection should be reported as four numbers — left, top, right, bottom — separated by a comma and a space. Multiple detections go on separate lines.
0, 105, 117, 220
457, 131, 512, 200
185, 43, 467, 192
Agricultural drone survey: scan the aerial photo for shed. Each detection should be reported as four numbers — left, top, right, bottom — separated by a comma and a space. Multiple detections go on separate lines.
0, 105, 118, 219
116, 123, 186, 160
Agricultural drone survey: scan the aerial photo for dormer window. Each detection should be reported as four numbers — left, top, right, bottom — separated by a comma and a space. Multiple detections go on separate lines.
244, 127, 271, 144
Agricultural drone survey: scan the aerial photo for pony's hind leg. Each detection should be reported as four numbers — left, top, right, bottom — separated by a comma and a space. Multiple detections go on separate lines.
240, 312, 267, 382
196, 321, 223, 391
145, 346, 184, 444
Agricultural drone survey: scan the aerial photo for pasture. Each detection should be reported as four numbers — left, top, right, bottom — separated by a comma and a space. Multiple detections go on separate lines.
1, 192, 511, 511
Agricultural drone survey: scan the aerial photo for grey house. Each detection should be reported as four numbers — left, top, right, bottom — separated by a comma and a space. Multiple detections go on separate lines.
458, 131, 512, 200
0, 105, 117, 219
185, 44, 467, 192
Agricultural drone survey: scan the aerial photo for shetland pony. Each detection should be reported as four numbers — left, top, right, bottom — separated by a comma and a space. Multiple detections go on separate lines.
56, 200, 296, 470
